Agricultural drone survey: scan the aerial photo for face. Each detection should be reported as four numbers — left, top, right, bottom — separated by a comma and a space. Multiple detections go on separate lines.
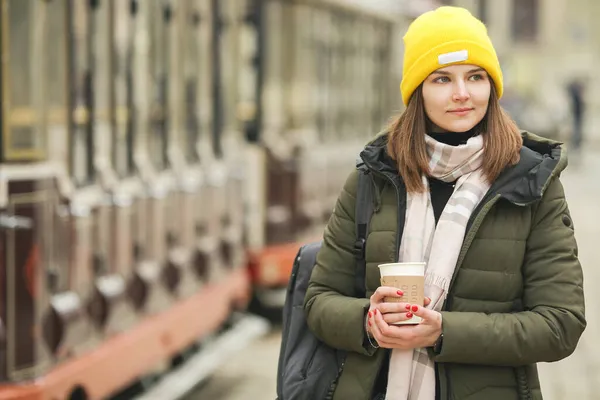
421, 64, 491, 133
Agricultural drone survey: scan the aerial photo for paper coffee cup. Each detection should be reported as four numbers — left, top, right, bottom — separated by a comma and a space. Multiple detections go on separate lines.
378, 262, 426, 325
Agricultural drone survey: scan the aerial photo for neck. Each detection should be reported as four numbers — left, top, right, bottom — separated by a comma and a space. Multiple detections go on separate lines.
429, 123, 448, 134
428, 128, 479, 146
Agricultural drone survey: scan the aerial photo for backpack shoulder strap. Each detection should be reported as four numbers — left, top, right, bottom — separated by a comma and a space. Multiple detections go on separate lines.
354, 157, 374, 298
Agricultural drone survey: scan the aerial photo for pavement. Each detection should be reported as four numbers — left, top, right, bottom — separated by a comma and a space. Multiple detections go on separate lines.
183, 330, 281, 399
536, 148, 600, 400
188, 147, 600, 400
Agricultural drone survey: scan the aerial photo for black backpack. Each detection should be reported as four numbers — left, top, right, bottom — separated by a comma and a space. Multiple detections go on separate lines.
276, 161, 375, 400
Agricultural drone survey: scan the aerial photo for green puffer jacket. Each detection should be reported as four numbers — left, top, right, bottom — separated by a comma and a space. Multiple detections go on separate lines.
304, 132, 586, 400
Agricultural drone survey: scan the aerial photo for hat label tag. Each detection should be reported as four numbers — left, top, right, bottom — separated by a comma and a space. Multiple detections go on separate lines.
438, 50, 469, 65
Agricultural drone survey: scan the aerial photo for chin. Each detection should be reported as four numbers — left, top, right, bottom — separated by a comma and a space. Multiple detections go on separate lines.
442, 120, 478, 133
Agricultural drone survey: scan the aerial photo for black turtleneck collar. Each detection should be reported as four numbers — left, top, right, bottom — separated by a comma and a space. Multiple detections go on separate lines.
427, 128, 479, 147
360, 130, 565, 208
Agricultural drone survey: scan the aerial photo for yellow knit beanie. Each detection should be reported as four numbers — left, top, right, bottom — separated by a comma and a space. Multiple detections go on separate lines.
400, 6, 503, 105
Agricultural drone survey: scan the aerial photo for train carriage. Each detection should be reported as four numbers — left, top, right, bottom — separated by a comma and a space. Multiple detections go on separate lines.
2, 0, 80, 393
0, 0, 257, 398
0, 0, 409, 398
244, 0, 404, 310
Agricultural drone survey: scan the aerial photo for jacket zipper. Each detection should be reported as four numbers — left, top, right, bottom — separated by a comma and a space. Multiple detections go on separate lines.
368, 169, 403, 262
276, 252, 300, 399
391, 178, 403, 262
439, 193, 501, 400
361, 156, 405, 263
444, 194, 501, 301
358, 167, 403, 400
301, 342, 321, 379
326, 359, 346, 400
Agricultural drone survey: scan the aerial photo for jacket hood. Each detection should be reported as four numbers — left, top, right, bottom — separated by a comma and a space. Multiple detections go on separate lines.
360, 131, 567, 206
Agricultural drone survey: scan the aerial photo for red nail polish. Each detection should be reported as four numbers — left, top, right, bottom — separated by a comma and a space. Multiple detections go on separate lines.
397, 290, 404, 296
368, 320, 372, 326
412, 305, 419, 312
405, 304, 411, 311
373, 309, 377, 315
368, 311, 372, 318
406, 312, 413, 318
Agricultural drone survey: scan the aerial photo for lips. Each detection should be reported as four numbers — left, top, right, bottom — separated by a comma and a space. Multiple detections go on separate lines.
448, 108, 474, 116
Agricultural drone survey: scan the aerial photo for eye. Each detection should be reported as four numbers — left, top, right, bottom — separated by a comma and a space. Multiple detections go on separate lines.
468, 74, 486, 81
433, 76, 450, 83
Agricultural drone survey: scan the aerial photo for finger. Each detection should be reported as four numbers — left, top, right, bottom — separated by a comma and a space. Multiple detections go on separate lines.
372, 311, 416, 349
377, 301, 412, 315
369, 321, 393, 348
368, 309, 384, 342
366, 310, 374, 334
373, 309, 403, 340
382, 311, 416, 325
424, 297, 431, 307
410, 304, 441, 323
372, 286, 405, 303
371, 309, 391, 339
374, 337, 395, 349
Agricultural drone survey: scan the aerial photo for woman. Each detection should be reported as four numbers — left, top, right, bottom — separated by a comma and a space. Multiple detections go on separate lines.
304, 6, 585, 400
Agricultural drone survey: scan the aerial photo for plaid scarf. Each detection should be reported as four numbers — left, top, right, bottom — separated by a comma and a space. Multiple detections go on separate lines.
385, 134, 491, 400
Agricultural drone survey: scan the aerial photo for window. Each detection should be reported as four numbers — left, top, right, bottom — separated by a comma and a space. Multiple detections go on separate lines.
351, 15, 367, 138
197, 0, 214, 150
312, 8, 333, 141
238, 0, 261, 143
183, 2, 200, 163
148, 1, 169, 170
69, 0, 95, 186
478, 0, 488, 25
214, 0, 244, 157
371, 24, 392, 135
45, 0, 70, 295
329, 13, 345, 140
512, 0, 538, 42
46, 0, 69, 145
211, 0, 224, 157
92, 0, 112, 166
4, 0, 46, 160
112, 0, 136, 177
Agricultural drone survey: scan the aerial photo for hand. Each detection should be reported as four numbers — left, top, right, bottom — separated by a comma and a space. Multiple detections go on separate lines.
367, 291, 441, 350
367, 286, 431, 325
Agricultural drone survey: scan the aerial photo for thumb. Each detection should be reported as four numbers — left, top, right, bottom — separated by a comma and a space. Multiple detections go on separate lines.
411, 304, 439, 322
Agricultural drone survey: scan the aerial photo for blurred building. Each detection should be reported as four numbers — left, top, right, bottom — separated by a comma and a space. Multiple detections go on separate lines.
437, 0, 600, 144
257, 0, 600, 145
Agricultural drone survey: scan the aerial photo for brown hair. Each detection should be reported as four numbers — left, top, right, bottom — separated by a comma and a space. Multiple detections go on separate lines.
386, 82, 523, 193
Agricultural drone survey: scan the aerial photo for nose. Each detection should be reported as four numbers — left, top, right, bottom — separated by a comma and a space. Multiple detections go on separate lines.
452, 80, 470, 102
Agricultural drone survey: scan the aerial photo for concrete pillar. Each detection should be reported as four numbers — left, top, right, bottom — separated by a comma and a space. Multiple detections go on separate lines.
485, 1, 511, 55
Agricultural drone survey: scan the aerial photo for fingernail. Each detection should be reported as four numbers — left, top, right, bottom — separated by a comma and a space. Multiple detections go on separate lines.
368, 320, 372, 326
368, 311, 372, 318
373, 309, 377, 315
405, 304, 411, 311
406, 312, 413, 318
397, 290, 404, 296
411, 305, 419, 312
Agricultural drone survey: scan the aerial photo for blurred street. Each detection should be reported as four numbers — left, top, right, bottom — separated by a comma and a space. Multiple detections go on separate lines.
183, 330, 281, 400
537, 147, 600, 400
188, 146, 600, 400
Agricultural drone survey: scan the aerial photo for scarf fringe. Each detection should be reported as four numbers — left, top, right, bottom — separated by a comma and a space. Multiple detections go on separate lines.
424, 273, 451, 293
425, 273, 452, 292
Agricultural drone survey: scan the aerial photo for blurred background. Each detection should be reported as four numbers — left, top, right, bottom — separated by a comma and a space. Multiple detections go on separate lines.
0, 0, 597, 399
